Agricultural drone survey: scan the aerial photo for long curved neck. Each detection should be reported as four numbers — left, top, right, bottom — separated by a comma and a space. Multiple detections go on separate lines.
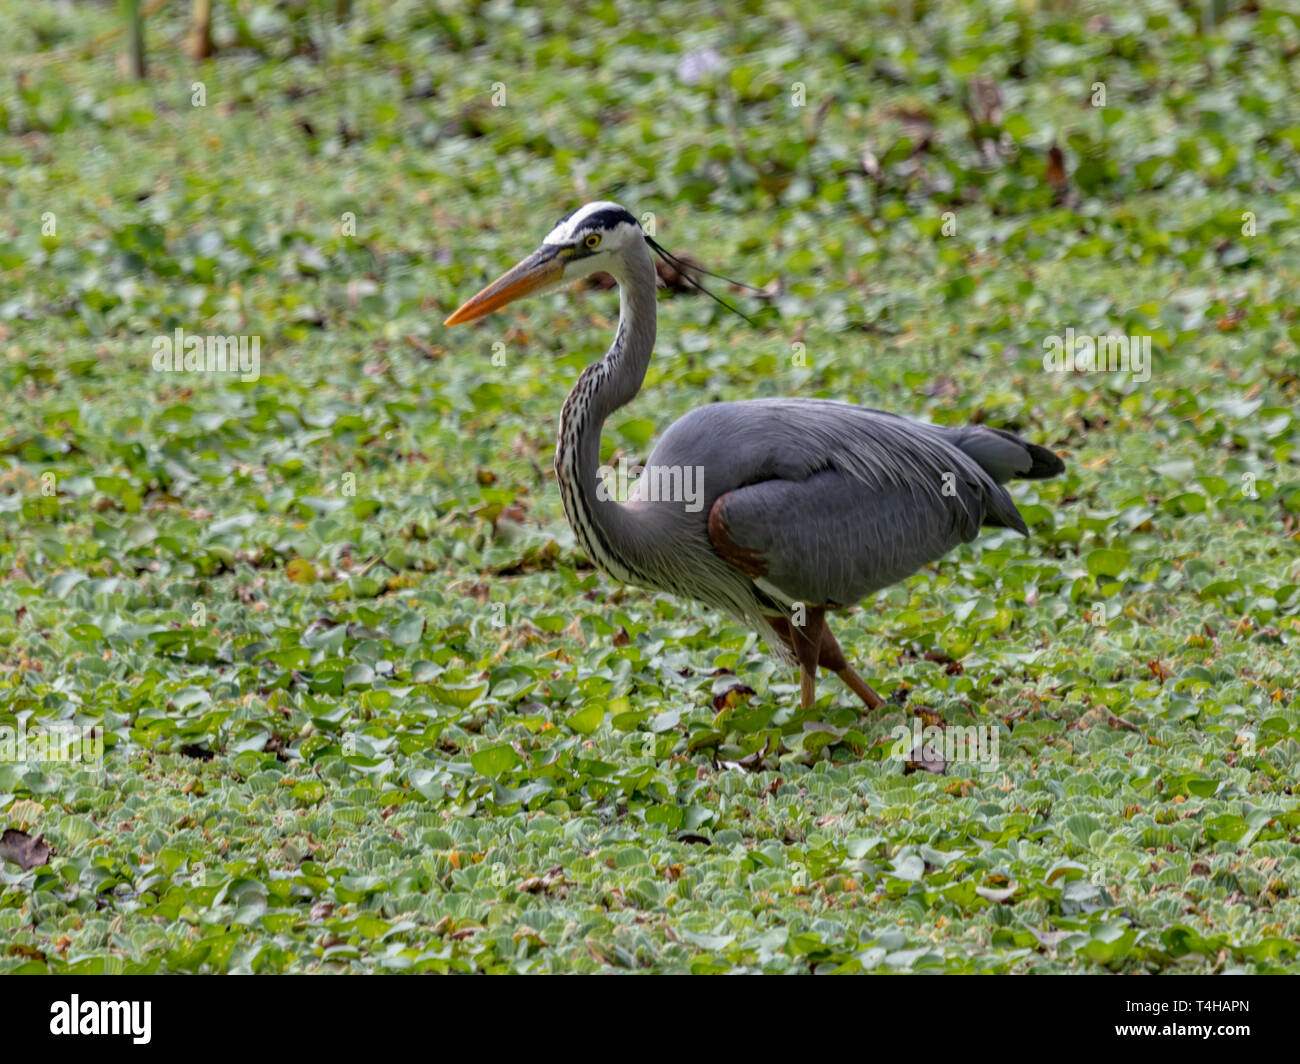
555, 240, 658, 585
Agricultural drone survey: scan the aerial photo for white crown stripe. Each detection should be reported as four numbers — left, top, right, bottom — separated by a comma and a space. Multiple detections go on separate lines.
543, 201, 637, 245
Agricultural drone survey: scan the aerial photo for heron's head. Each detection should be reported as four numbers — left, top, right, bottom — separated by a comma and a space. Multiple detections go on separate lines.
444, 201, 644, 326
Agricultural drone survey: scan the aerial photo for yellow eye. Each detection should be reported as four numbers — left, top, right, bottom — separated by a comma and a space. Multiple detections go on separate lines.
584, 234, 601, 248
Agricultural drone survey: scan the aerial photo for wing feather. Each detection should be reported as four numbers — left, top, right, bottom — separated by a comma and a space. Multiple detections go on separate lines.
648, 399, 1029, 606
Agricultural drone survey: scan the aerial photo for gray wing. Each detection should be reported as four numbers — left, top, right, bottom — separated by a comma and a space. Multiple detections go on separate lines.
645, 398, 1053, 609
707, 468, 979, 606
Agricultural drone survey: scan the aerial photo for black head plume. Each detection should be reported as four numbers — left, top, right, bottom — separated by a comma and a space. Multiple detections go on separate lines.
645, 236, 764, 326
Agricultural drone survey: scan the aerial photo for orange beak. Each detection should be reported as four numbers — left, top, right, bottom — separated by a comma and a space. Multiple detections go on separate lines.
443, 246, 566, 326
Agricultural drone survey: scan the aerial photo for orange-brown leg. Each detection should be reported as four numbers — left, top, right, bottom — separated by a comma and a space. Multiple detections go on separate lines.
799, 666, 817, 709
769, 612, 826, 709
790, 609, 826, 710
768, 610, 887, 711
816, 624, 886, 710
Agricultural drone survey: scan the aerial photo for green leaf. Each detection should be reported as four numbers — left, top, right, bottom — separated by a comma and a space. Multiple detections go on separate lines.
286, 558, 317, 584
1085, 549, 1130, 578
566, 703, 605, 735
392, 615, 425, 645
471, 745, 521, 778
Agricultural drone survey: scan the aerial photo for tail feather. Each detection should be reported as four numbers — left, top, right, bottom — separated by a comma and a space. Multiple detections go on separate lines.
953, 426, 1066, 484
949, 426, 1066, 534
981, 484, 1029, 535
1022, 440, 1066, 479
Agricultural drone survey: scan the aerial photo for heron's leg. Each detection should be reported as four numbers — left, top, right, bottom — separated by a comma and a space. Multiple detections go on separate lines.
799, 667, 817, 709
836, 664, 886, 711
817, 623, 886, 711
773, 612, 826, 710
768, 611, 881, 710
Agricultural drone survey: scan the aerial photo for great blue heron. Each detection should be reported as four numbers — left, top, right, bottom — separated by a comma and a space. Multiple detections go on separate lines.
445, 202, 1065, 710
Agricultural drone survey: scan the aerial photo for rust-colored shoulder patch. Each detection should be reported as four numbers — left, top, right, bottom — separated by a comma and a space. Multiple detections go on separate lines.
707, 494, 767, 579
